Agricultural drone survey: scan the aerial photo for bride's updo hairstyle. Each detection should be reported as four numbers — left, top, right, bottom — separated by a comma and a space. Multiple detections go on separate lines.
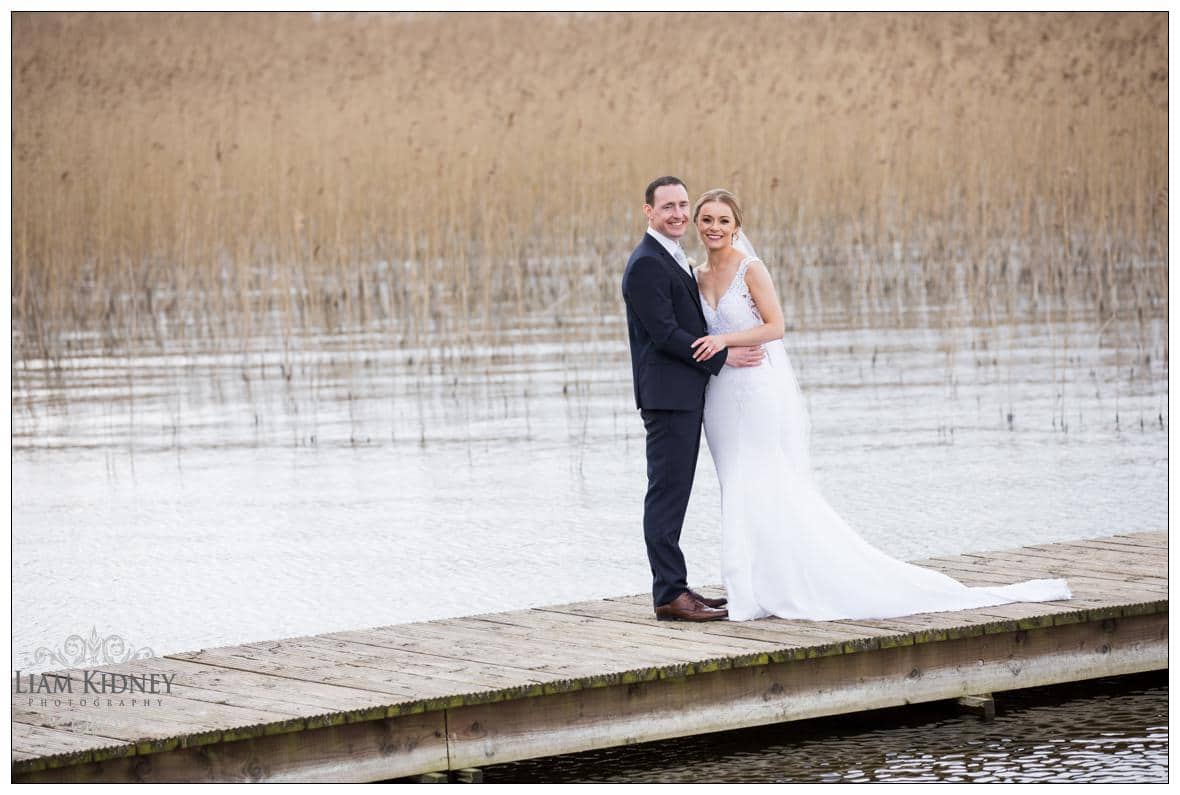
692, 188, 744, 229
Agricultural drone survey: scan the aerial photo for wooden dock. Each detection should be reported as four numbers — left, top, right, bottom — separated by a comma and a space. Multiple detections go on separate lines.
12, 531, 1167, 783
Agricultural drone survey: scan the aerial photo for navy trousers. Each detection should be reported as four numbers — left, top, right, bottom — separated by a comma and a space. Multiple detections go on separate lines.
640, 405, 704, 607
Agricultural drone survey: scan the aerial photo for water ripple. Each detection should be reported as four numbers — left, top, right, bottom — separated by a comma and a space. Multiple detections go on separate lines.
482, 673, 1167, 783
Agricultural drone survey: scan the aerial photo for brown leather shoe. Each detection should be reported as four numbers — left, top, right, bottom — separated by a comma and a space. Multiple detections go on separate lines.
688, 589, 728, 609
655, 592, 728, 621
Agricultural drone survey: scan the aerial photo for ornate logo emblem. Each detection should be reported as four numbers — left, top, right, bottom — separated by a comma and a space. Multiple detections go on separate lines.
32, 627, 155, 669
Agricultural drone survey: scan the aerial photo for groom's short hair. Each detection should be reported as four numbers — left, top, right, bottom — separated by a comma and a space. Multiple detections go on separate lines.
645, 176, 686, 207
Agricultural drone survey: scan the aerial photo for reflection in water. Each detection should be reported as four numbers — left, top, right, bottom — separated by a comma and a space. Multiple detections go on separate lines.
481, 672, 1168, 783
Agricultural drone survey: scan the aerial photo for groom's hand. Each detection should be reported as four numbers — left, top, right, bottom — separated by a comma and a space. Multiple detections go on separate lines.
724, 346, 765, 367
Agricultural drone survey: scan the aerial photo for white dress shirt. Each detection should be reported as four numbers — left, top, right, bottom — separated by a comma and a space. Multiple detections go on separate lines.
647, 225, 692, 278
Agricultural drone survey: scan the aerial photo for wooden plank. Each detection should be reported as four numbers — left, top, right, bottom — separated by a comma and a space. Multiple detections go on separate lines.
194, 648, 506, 703
925, 556, 1167, 599
1107, 531, 1168, 547
923, 534, 1165, 571
894, 559, 1163, 615
349, 601, 887, 679
235, 634, 554, 690
920, 550, 1060, 576
11, 723, 129, 759
1063, 571, 1166, 594
1006, 568, 1166, 596
332, 619, 640, 666
976, 556, 1168, 587
445, 612, 1167, 770
334, 621, 697, 674
327, 624, 562, 667
113, 678, 351, 732
451, 619, 758, 669
166, 647, 465, 703
118, 657, 416, 717
363, 614, 764, 673
1020, 531, 1164, 552
432, 607, 858, 680
561, 595, 825, 638
1048, 534, 1166, 552
1045, 539, 1168, 559
16, 712, 450, 783
142, 654, 575, 735
335, 623, 749, 701
1067, 534, 1166, 552
319, 622, 565, 671
593, 593, 1032, 647
295, 637, 570, 690
1017, 538, 1167, 565
967, 547, 1168, 582
15, 699, 243, 754
970, 601, 1074, 626
920, 552, 1153, 587
468, 608, 787, 657
164, 646, 405, 690
539, 598, 913, 653
921, 560, 1165, 604
434, 610, 774, 657
829, 608, 1020, 644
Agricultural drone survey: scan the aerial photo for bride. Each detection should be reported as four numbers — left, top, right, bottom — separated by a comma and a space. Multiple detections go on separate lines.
688, 188, 1072, 622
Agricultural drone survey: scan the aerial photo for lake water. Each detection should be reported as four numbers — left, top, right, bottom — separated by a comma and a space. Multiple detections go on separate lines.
481, 671, 1168, 783
11, 311, 1167, 672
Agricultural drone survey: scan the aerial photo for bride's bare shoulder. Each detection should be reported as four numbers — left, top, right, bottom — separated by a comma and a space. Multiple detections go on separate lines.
742, 258, 775, 290
742, 256, 770, 275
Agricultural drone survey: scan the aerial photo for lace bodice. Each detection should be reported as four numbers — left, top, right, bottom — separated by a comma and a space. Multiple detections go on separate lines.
700, 256, 763, 336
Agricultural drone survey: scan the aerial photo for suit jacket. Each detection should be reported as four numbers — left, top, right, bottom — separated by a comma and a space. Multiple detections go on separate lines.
621, 233, 727, 410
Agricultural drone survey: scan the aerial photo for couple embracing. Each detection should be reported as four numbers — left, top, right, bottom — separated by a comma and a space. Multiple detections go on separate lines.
622, 177, 1071, 623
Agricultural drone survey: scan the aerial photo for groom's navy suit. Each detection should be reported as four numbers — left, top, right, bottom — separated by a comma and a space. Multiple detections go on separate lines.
622, 233, 727, 607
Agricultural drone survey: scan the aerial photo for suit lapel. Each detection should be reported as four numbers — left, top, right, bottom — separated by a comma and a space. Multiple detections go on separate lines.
645, 235, 706, 326
646, 234, 697, 290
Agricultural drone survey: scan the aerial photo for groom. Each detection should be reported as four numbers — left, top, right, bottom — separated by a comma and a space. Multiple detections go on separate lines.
621, 176, 764, 621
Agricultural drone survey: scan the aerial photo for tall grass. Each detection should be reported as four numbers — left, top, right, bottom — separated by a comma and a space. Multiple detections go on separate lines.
11, 11, 1167, 366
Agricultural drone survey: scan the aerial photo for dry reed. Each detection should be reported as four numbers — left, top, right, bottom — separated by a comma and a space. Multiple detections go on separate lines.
11, 11, 1168, 367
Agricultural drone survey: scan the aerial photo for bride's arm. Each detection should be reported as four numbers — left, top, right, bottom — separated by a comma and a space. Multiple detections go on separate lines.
691, 260, 785, 361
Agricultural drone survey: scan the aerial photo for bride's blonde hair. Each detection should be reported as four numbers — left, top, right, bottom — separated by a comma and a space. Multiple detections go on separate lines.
692, 188, 744, 228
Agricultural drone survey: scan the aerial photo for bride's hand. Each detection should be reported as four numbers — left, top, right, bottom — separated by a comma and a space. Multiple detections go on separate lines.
692, 335, 728, 362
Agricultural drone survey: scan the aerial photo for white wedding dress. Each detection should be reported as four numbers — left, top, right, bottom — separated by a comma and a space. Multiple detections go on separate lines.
701, 256, 1072, 621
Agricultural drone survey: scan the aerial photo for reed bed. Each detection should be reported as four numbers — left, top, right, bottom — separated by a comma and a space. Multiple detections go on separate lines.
11, 11, 1168, 367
